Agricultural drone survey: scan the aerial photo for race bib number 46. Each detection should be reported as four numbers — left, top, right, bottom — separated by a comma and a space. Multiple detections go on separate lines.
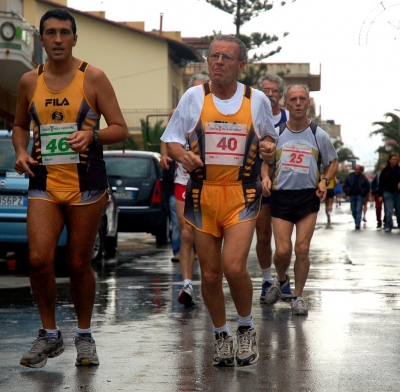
281, 142, 312, 174
204, 122, 247, 165
40, 123, 79, 165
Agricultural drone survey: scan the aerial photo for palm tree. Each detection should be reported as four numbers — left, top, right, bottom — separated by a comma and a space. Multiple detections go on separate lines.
332, 140, 358, 163
370, 112, 400, 166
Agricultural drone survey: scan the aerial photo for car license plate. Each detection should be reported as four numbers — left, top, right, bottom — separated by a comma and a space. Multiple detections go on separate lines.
116, 191, 136, 199
0, 195, 27, 206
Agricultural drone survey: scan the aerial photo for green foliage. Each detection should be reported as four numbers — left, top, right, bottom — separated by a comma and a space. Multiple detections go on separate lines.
140, 119, 166, 152
370, 112, 400, 169
332, 139, 358, 164
107, 135, 140, 151
206, 0, 274, 34
204, 0, 291, 62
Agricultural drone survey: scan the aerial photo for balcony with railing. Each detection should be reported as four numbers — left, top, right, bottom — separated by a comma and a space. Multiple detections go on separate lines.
0, 11, 44, 97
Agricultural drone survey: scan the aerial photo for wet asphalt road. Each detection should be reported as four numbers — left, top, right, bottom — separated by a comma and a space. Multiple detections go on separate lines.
0, 203, 400, 392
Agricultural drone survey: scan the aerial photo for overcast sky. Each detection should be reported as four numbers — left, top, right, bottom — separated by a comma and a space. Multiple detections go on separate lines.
68, 0, 400, 169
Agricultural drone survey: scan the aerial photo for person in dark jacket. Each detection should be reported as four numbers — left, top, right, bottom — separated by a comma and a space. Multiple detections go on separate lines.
378, 153, 400, 232
343, 164, 371, 229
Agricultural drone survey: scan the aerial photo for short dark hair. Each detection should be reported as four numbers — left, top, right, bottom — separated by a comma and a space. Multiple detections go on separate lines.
40, 8, 77, 36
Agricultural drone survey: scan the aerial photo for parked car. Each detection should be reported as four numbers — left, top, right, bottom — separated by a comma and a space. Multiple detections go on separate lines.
0, 130, 118, 264
103, 150, 169, 246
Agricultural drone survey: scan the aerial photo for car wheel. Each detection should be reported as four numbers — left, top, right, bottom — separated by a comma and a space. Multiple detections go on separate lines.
155, 213, 169, 246
104, 232, 118, 258
92, 226, 104, 261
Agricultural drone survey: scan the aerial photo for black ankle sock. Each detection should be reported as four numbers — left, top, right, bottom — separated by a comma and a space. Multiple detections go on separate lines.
279, 278, 287, 286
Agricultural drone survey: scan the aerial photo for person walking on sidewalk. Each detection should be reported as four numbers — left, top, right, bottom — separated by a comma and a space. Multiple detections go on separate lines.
378, 153, 400, 232
161, 35, 276, 366
13, 8, 128, 368
255, 74, 287, 304
262, 85, 338, 316
343, 165, 371, 229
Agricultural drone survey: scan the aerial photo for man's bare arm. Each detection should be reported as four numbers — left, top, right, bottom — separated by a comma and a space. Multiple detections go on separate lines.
166, 142, 203, 172
159, 141, 172, 170
316, 159, 339, 202
259, 135, 276, 163
67, 66, 129, 151
12, 72, 38, 176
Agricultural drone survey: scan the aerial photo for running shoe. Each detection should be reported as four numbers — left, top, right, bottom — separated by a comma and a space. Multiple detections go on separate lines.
235, 327, 259, 366
291, 297, 308, 315
259, 281, 272, 303
178, 284, 196, 307
265, 275, 292, 304
74, 334, 99, 366
213, 332, 234, 367
20, 329, 64, 368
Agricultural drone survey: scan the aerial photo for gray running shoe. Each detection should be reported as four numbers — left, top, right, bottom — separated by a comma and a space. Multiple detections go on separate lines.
236, 327, 259, 366
291, 297, 308, 315
20, 329, 64, 368
213, 332, 234, 367
265, 275, 292, 304
74, 334, 99, 366
178, 284, 196, 308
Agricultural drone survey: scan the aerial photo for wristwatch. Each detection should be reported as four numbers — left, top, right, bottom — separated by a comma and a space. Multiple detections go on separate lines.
92, 130, 99, 145
323, 177, 330, 186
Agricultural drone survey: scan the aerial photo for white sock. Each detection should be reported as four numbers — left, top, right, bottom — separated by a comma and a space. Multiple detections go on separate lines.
76, 327, 92, 337
261, 267, 273, 283
214, 323, 231, 337
183, 279, 193, 289
237, 313, 254, 329
44, 328, 59, 339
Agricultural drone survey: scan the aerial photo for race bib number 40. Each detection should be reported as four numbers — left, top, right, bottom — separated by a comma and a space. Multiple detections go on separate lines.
40, 123, 79, 165
281, 142, 312, 174
204, 122, 247, 165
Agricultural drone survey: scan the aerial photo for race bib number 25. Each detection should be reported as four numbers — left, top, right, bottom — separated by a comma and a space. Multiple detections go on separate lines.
204, 122, 247, 166
281, 142, 312, 174
40, 123, 79, 165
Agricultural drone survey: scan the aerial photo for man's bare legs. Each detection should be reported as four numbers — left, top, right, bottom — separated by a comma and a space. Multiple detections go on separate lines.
175, 199, 196, 306
27, 196, 105, 329
255, 203, 273, 301
256, 203, 273, 270
292, 213, 317, 297
65, 196, 105, 328
325, 197, 333, 223
269, 213, 317, 314
27, 200, 65, 329
194, 220, 255, 328
175, 199, 195, 281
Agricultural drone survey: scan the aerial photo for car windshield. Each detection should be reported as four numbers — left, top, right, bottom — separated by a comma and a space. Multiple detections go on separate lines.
104, 156, 151, 179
